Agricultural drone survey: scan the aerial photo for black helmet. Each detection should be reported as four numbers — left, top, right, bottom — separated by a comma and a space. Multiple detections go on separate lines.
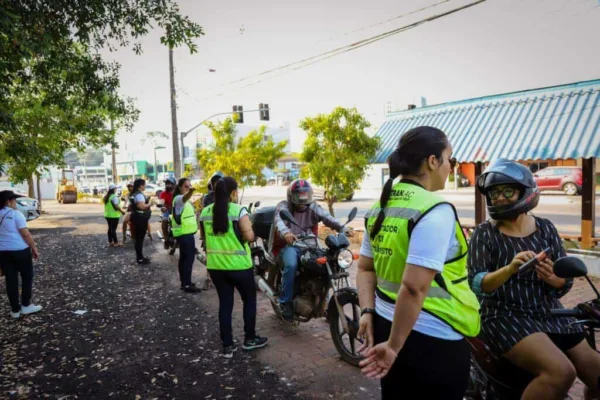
287, 179, 313, 207
476, 158, 540, 220
207, 171, 224, 190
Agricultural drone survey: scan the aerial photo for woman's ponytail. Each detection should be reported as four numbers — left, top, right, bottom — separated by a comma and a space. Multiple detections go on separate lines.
369, 126, 448, 240
212, 176, 238, 235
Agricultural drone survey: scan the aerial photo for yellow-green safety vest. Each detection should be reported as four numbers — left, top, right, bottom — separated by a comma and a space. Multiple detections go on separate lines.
104, 194, 121, 218
365, 182, 481, 337
200, 203, 252, 271
170, 198, 198, 237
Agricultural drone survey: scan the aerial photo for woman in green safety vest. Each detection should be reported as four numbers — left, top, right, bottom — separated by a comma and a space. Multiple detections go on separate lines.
356, 126, 480, 400
171, 178, 203, 293
199, 176, 268, 359
103, 184, 125, 247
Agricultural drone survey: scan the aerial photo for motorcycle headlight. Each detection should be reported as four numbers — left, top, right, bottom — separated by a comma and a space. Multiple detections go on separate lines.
337, 249, 353, 269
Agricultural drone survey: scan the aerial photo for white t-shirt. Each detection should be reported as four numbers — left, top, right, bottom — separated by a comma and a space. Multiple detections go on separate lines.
360, 203, 463, 340
0, 208, 29, 251
134, 193, 146, 204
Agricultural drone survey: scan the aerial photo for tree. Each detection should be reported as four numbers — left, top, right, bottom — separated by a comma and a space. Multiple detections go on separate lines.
0, 0, 203, 171
300, 107, 380, 216
169, 46, 182, 177
197, 118, 287, 198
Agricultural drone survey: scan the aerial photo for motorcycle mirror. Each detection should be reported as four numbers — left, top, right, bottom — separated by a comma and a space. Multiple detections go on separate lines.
254, 201, 261, 208
280, 209, 302, 229
345, 207, 358, 225
553, 256, 588, 278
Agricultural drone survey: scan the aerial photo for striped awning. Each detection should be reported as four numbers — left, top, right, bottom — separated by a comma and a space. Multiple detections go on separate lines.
373, 79, 600, 163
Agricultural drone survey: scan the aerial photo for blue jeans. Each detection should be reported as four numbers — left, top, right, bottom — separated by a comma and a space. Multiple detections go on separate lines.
279, 245, 302, 304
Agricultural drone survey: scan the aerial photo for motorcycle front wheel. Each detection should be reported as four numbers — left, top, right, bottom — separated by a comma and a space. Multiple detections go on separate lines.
328, 289, 362, 367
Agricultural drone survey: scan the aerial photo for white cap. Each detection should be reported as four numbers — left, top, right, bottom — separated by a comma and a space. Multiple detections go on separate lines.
108, 184, 117, 190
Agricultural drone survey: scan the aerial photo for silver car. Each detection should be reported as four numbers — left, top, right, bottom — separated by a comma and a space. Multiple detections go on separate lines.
16, 196, 40, 221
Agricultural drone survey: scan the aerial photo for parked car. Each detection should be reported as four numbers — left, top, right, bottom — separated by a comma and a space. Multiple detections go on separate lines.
533, 166, 582, 195
16, 196, 40, 221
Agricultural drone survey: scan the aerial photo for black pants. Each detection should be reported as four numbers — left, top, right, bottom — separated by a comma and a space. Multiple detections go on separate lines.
131, 214, 149, 260
208, 268, 257, 347
177, 234, 195, 286
373, 312, 471, 400
105, 217, 119, 243
0, 248, 34, 313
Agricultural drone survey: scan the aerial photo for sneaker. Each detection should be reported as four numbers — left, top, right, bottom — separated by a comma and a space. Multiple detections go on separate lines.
243, 336, 269, 351
222, 344, 238, 359
184, 284, 202, 293
137, 257, 151, 265
21, 304, 42, 315
11, 311, 21, 319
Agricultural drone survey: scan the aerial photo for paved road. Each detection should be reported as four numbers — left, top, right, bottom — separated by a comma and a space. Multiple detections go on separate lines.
239, 186, 599, 235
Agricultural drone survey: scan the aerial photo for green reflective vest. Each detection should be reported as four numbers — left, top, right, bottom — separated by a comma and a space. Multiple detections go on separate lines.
365, 182, 481, 337
200, 203, 252, 271
170, 198, 198, 237
104, 195, 121, 218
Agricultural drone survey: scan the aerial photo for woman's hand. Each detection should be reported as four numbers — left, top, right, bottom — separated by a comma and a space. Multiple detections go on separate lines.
359, 340, 399, 379
508, 251, 536, 274
357, 313, 374, 355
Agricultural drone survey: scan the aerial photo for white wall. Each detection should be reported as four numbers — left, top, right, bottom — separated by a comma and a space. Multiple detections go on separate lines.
359, 164, 387, 191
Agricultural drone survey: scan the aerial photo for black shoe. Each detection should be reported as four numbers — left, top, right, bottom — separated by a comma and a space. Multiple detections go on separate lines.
281, 302, 294, 322
137, 257, 151, 265
242, 336, 268, 351
222, 344, 238, 359
184, 284, 202, 293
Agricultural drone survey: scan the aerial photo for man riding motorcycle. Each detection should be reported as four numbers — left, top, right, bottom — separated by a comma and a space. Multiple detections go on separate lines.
273, 179, 354, 321
159, 176, 176, 250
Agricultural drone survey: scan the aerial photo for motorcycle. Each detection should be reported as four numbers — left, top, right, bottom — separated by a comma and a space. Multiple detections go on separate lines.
465, 256, 600, 400
249, 205, 363, 366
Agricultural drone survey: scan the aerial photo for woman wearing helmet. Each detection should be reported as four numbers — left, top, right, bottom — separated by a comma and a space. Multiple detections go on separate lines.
468, 159, 600, 399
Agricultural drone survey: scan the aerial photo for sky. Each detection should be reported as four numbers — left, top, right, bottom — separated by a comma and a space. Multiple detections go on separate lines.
102, 0, 600, 164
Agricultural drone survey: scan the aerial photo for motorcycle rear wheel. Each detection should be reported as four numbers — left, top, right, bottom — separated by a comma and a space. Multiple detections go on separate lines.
328, 290, 362, 367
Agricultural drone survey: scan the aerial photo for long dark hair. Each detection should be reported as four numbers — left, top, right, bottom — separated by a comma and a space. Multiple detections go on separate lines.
370, 126, 448, 240
103, 188, 116, 204
133, 178, 145, 193
213, 176, 238, 235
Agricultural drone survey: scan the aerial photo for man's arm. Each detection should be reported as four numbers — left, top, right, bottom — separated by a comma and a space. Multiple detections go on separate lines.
273, 201, 292, 239
313, 203, 345, 232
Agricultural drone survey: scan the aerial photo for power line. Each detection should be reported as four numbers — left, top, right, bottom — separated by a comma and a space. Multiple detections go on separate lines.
181, 0, 486, 104
317, 0, 452, 44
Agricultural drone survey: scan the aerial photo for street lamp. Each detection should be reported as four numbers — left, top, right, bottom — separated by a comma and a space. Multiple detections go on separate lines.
154, 145, 166, 182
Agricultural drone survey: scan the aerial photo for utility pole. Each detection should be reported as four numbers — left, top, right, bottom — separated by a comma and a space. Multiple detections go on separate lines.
111, 118, 118, 184
169, 45, 182, 177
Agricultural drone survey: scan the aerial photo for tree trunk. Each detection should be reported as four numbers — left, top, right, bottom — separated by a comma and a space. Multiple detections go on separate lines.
27, 175, 34, 198
36, 173, 42, 211
169, 46, 182, 177
327, 198, 335, 217
111, 143, 117, 184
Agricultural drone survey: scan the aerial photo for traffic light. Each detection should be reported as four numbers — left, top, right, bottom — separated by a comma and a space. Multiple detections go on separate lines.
232, 105, 244, 124
259, 103, 270, 121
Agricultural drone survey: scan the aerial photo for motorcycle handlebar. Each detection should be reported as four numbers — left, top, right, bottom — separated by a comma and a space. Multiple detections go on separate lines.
549, 308, 584, 318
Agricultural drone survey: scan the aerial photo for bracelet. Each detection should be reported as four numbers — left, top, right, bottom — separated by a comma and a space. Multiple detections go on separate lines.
361, 308, 375, 317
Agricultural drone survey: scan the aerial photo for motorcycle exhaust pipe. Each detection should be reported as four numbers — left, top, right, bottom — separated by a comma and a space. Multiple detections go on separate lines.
156, 230, 164, 241
255, 275, 278, 305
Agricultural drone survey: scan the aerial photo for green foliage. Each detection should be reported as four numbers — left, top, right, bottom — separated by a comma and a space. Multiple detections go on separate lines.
0, 0, 203, 179
300, 107, 380, 216
197, 118, 287, 188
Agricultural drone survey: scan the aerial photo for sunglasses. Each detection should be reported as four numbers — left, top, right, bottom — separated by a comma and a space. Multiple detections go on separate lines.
489, 187, 516, 200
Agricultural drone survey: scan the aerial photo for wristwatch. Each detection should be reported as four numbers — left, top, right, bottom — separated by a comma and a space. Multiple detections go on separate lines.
361, 307, 375, 317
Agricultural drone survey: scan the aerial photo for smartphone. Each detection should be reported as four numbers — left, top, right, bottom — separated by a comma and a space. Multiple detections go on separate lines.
518, 247, 551, 275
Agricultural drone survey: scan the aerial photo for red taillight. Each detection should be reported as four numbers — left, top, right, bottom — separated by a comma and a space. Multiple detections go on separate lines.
575, 169, 583, 185
352, 252, 359, 260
